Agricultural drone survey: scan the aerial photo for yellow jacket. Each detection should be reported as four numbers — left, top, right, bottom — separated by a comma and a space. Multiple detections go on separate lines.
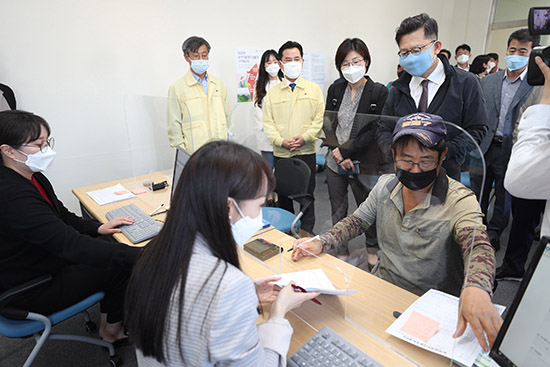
262, 77, 324, 158
167, 70, 232, 153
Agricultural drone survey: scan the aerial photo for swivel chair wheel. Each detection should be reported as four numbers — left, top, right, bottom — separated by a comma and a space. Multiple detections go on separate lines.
85, 321, 97, 333
109, 354, 124, 367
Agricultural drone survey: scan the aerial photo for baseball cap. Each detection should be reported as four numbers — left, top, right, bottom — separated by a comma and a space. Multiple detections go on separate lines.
392, 113, 447, 147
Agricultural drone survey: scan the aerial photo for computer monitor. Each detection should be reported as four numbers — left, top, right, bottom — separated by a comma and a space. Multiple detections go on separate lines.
490, 236, 550, 367
171, 147, 190, 202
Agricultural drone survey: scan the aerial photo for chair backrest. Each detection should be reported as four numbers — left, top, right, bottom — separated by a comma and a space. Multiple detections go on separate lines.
274, 158, 311, 198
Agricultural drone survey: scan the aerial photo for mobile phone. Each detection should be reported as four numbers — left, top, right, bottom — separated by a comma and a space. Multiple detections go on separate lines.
337, 160, 360, 175
243, 238, 281, 261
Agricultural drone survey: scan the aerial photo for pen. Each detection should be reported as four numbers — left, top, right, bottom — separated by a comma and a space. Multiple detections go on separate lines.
149, 203, 164, 216
287, 235, 321, 252
292, 284, 322, 305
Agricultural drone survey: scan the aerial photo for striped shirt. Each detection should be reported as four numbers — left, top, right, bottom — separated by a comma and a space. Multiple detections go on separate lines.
136, 239, 293, 367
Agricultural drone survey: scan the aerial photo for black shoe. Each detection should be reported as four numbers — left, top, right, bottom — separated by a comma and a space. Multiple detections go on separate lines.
490, 236, 501, 252
496, 266, 523, 281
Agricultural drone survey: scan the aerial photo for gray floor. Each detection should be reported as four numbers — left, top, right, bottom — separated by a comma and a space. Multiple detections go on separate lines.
0, 171, 536, 367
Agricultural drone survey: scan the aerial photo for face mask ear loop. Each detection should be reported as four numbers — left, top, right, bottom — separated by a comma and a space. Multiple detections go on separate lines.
231, 198, 246, 219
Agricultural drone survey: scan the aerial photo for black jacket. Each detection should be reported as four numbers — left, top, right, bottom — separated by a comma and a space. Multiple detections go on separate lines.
324, 76, 389, 174
378, 55, 488, 166
0, 83, 16, 110
0, 166, 140, 292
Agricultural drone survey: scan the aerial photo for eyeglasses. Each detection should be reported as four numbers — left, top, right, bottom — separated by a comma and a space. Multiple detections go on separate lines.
188, 52, 209, 60
397, 40, 437, 57
341, 58, 365, 68
396, 159, 438, 171
21, 137, 55, 153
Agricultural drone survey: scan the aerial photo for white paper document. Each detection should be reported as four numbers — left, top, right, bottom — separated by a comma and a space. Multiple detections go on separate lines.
86, 183, 136, 206
385, 289, 505, 367
272, 269, 357, 296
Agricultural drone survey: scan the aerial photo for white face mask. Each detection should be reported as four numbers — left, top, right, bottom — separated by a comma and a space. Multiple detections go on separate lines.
282, 61, 302, 79
230, 199, 263, 247
341, 64, 366, 84
487, 61, 496, 72
14, 146, 57, 172
265, 63, 280, 77
456, 54, 470, 65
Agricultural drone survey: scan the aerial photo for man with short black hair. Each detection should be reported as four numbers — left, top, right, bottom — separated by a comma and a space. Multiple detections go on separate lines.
167, 36, 232, 153
262, 41, 324, 233
439, 48, 451, 60
378, 13, 488, 181
455, 44, 472, 71
293, 112, 501, 352
472, 29, 540, 253
487, 52, 500, 74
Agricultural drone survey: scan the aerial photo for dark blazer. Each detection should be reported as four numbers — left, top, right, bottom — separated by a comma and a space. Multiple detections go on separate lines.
323, 76, 389, 174
0, 166, 140, 292
478, 69, 533, 156
378, 55, 488, 166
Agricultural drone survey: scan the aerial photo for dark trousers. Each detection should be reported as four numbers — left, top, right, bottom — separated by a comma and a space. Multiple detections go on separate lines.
325, 167, 378, 255
470, 141, 511, 239
501, 197, 546, 275
9, 264, 132, 324
274, 154, 316, 233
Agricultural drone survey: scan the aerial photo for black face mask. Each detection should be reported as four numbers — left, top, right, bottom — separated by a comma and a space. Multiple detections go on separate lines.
396, 168, 437, 190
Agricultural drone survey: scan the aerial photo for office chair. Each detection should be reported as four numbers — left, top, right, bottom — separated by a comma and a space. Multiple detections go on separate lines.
262, 158, 314, 237
0, 275, 123, 367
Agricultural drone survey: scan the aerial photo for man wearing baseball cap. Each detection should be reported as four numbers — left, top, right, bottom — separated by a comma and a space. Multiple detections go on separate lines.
292, 112, 501, 352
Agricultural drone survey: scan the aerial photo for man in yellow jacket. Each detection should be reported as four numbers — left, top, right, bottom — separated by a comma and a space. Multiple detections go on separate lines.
167, 36, 232, 153
262, 41, 325, 233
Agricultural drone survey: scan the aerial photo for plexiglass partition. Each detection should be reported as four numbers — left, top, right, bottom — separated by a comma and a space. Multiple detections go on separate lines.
241, 111, 488, 366
122, 95, 198, 210
325, 112, 487, 366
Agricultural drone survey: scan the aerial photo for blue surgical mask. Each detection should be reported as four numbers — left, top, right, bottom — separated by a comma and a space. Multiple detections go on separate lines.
191, 59, 209, 74
505, 55, 528, 71
399, 44, 436, 77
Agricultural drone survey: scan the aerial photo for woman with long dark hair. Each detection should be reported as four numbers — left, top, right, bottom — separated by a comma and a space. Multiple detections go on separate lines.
253, 49, 283, 168
126, 141, 317, 366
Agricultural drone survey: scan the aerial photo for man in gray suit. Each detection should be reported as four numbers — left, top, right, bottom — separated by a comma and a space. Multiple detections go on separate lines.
471, 29, 540, 251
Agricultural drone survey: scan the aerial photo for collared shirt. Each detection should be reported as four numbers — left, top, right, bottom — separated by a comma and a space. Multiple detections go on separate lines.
505, 104, 550, 238
409, 58, 446, 109
495, 67, 527, 137
456, 64, 470, 72
326, 84, 365, 173
285, 76, 300, 89
191, 71, 209, 94
320, 171, 495, 296
262, 77, 325, 158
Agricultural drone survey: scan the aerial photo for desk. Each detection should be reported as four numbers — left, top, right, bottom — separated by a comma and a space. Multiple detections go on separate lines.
73, 175, 450, 366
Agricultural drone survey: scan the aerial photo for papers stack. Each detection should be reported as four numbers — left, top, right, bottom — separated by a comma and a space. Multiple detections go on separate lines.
273, 269, 357, 296
386, 289, 505, 367
86, 183, 136, 206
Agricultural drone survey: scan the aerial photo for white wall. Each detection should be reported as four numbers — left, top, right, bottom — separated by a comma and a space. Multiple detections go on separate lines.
1, 0, 492, 213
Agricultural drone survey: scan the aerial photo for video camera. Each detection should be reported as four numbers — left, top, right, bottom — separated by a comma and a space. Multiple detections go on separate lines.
527, 7, 550, 85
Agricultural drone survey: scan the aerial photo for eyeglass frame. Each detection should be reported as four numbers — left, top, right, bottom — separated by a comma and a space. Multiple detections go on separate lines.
341, 58, 365, 69
395, 158, 439, 172
397, 40, 437, 57
20, 137, 55, 153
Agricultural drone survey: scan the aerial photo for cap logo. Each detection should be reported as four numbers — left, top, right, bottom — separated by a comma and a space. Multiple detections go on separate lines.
416, 132, 433, 144
401, 120, 433, 128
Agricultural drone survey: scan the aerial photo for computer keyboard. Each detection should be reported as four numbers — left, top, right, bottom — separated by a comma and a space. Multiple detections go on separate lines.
288, 326, 383, 367
106, 203, 162, 244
